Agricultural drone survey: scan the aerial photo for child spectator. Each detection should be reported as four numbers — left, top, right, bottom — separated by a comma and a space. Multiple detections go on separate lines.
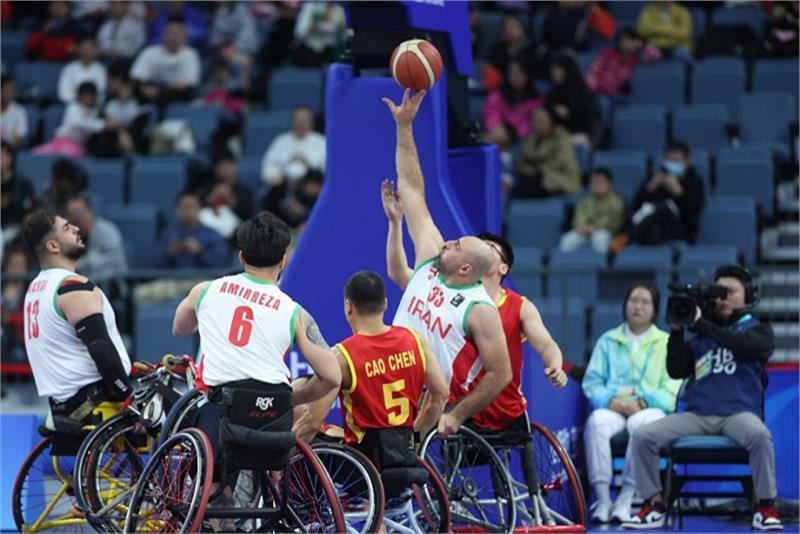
585, 28, 661, 97
559, 168, 624, 253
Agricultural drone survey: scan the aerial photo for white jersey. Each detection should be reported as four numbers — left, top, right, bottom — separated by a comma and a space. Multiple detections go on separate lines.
23, 268, 131, 402
393, 258, 494, 392
196, 272, 299, 387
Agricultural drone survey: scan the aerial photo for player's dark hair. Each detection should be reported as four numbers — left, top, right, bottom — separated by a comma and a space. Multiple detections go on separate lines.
23, 210, 58, 259
344, 270, 386, 316
236, 211, 291, 267
476, 231, 514, 281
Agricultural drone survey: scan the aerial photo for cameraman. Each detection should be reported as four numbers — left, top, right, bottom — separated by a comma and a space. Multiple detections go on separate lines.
623, 266, 782, 531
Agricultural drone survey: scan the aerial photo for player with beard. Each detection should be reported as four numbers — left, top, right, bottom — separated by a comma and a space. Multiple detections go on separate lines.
383, 89, 511, 436
22, 210, 133, 430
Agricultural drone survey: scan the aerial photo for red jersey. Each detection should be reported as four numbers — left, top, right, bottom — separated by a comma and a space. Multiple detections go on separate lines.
469, 289, 528, 431
337, 326, 427, 445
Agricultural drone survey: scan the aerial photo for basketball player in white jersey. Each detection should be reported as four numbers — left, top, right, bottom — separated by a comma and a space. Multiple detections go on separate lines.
22, 210, 133, 429
382, 89, 511, 436
172, 211, 341, 461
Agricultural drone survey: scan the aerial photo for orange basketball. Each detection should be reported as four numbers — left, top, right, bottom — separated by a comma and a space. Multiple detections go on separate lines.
390, 39, 443, 91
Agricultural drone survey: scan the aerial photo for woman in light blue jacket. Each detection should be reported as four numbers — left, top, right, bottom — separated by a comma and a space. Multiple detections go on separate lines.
583, 282, 681, 524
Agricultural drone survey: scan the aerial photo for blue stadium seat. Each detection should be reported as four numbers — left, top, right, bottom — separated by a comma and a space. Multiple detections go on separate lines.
14, 151, 61, 192
236, 155, 263, 191
690, 8, 707, 43
606, 1, 647, 20
738, 92, 794, 145
716, 147, 774, 217
42, 104, 65, 141
613, 245, 672, 302
612, 105, 667, 157
1, 31, 28, 72
165, 104, 220, 152
13, 62, 62, 101
677, 244, 739, 283
23, 105, 41, 146
630, 62, 686, 108
671, 104, 729, 154
691, 58, 746, 119
78, 158, 126, 206
697, 196, 757, 263
243, 110, 291, 157
574, 144, 591, 173
536, 297, 586, 364
590, 302, 621, 347
711, 5, 768, 40
654, 148, 711, 198
135, 301, 195, 362
469, 94, 484, 123
268, 67, 324, 112
478, 11, 507, 58
510, 246, 543, 300
507, 199, 565, 251
590, 150, 648, 205
104, 203, 159, 268
752, 59, 799, 101
548, 249, 607, 302
129, 157, 188, 217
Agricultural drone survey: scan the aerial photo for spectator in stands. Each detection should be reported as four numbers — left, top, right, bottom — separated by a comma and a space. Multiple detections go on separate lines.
65, 194, 128, 280
613, 141, 704, 251
1, 143, 38, 241
762, 1, 799, 57
545, 53, 597, 147
131, 17, 201, 107
156, 191, 229, 269
514, 108, 581, 198
292, 1, 347, 67
261, 106, 326, 187
626, 266, 782, 531
1, 247, 30, 367
58, 36, 107, 103
102, 71, 146, 154
211, 1, 259, 93
486, 13, 538, 89
585, 28, 661, 97
1, 78, 28, 148
541, 1, 590, 53
198, 154, 254, 239
254, 0, 301, 75
263, 168, 324, 229
636, 1, 693, 60
25, 1, 80, 62
583, 282, 679, 524
40, 158, 87, 212
149, 1, 210, 49
560, 167, 624, 253
97, 0, 147, 61
484, 60, 543, 153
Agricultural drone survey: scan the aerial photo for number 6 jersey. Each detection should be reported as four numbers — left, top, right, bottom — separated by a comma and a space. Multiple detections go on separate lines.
196, 272, 299, 388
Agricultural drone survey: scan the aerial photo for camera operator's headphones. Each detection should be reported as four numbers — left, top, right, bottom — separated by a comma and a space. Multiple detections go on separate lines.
714, 265, 759, 308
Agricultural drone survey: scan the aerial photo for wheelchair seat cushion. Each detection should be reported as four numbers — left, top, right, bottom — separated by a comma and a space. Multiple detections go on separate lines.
356, 428, 417, 470
383, 466, 428, 499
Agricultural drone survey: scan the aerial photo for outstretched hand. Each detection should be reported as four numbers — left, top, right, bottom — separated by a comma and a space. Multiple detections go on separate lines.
381, 179, 404, 223
382, 88, 427, 127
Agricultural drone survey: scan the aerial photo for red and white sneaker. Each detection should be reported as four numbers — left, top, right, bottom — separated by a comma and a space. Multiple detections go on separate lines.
622, 501, 666, 530
753, 504, 783, 531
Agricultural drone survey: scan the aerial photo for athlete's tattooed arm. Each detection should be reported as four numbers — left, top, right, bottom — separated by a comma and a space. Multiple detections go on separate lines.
300, 308, 329, 348
293, 307, 340, 404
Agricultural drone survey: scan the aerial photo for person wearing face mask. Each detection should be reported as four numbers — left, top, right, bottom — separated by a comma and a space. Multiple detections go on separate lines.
582, 282, 680, 524
613, 140, 704, 252
624, 266, 782, 531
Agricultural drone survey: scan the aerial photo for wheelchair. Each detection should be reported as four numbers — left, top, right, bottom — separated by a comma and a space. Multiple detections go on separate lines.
124, 379, 346, 533
419, 416, 587, 533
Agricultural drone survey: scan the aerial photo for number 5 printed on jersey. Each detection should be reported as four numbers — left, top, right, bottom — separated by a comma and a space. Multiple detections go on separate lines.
383, 379, 410, 426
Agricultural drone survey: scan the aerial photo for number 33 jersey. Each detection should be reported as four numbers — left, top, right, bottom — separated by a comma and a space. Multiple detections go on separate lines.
336, 326, 427, 445
196, 273, 300, 388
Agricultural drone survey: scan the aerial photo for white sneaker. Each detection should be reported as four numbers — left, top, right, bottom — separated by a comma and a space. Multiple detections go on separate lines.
622, 501, 666, 530
752, 505, 783, 531
611, 500, 632, 523
591, 500, 613, 524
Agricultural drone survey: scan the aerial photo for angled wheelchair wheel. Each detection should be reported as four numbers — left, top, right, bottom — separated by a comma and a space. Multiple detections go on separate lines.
281, 439, 347, 533
123, 428, 213, 533
311, 442, 385, 533
12, 436, 91, 533
73, 411, 150, 531
382, 456, 451, 534
420, 427, 516, 533
158, 389, 203, 443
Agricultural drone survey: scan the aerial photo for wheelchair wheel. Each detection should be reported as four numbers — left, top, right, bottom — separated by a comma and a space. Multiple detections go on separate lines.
383, 456, 451, 534
420, 426, 516, 533
158, 389, 203, 442
311, 442, 385, 533
529, 422, 587, 528
124, 428, 213, 533
282, 439, 347, 533
73, 411, 150, 531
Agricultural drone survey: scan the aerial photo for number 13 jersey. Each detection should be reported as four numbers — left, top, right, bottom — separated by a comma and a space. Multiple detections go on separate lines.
196, 272, 300, 388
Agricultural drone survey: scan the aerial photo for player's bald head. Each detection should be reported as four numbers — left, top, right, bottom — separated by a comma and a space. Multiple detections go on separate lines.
436, 236, 494, 283
461, 236, 494, 279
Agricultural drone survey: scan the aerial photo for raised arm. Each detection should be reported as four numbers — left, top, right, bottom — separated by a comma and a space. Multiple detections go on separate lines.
520, 299, 567, 388
292, 307, 342, 404
382, 89, 444, 266
381, 179, 413, 289
173, 281, 210, 336
439, 303, 511, 434
413, 335, 448, 437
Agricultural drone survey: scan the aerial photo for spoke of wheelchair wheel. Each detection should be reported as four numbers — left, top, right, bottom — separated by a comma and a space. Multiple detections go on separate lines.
29, 480, 73, 531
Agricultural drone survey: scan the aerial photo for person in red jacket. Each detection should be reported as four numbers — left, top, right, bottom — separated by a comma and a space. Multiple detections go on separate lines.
585, 28, 661, 97
25, 1, 80, 62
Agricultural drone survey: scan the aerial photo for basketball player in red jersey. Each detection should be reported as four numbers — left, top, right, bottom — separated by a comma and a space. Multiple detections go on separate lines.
292, 270, 449, 454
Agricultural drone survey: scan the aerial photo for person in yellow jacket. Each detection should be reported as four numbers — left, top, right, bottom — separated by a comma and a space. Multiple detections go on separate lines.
636, 1, 693, 58
582, 282, 682, 524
